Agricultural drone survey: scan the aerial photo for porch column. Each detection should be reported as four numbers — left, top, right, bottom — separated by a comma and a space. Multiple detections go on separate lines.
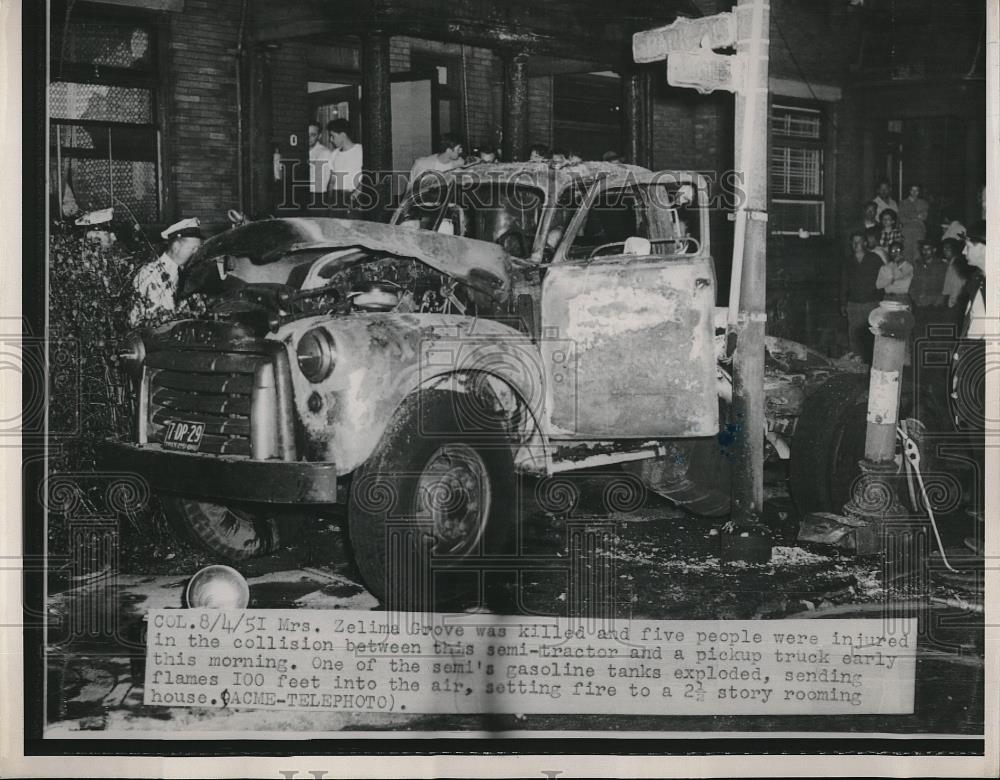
360, 31, 393, 181
638, 67, 654, 168
622, 67, 654, 168
622, 68, 654, 168
502, 50, 530, 162
623, 71, 642, 164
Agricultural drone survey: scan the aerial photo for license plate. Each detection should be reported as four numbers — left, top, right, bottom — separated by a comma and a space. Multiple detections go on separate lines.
162, 420, 205, 452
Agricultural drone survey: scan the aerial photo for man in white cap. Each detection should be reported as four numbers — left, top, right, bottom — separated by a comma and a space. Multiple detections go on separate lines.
129, 217, 203, 327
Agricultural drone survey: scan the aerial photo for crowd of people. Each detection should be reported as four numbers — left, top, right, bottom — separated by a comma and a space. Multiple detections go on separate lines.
840, 178, 987, 364
828, 178, 987, 557
137, 150, 988, 370
299, 121, 615, 212
306, 118, 365, 209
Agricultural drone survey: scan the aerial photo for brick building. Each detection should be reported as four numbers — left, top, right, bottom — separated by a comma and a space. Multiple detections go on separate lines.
50, 0, 700, 225
49, 0, 986, 348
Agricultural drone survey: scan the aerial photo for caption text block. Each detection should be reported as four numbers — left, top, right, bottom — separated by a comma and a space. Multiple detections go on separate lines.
145, 610, 916, 715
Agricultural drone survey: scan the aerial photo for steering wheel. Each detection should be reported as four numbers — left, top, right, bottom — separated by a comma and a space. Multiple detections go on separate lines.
649, 237, 701, 255
588, 242, 626, 258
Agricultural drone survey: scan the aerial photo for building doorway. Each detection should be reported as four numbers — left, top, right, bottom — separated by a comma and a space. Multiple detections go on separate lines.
308, 82, 360, 142
390, 70, 436, 197
552, 72, 623, 161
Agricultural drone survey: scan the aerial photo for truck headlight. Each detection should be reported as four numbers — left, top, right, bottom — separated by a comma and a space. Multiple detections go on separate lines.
296, 328, 335, 382
118, 330, 146, 381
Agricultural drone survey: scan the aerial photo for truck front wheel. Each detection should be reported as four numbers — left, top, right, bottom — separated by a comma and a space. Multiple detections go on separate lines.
160, 497, 285, 561
347, 390, 515, 610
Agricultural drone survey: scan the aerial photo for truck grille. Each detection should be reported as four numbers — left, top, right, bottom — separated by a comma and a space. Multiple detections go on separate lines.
145, 349, 269, 457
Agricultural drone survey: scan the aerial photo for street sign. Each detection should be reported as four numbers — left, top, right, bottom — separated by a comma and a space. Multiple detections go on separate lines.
667, 51, 743, 94
632, 12, 736, 63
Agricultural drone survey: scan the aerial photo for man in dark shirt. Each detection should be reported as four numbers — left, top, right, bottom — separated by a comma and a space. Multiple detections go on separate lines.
910, 240, 948, 339
840, 231, 884, 363
861, 200, 879, 233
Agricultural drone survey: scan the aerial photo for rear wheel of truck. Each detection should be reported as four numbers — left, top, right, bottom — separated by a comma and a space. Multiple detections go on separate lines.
347, 389, 515, 611
160, 497, 287, 561
788, 373, 870, 515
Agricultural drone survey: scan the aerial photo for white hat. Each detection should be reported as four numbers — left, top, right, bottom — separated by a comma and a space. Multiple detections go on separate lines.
161, 217, 202, 240
75, 207, 114, 226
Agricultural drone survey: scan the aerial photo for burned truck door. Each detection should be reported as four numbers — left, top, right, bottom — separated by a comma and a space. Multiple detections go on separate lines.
540, 182, 718, 439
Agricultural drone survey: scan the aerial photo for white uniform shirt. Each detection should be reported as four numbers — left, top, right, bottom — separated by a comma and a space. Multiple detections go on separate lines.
965, 287, 987, 339
408, 153, 461, 190
309, 143, 333, 193
330, 144, 363, 192
130, 253, 179, 327
963, 243, 987, 339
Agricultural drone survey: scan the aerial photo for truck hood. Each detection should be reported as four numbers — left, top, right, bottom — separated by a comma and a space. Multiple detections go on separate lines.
180, 217, 511, 299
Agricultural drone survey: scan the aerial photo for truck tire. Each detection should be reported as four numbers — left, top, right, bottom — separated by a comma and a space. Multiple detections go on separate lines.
160, 496, 284, 561
788, 373, 870, 515
347, 389, 514, 610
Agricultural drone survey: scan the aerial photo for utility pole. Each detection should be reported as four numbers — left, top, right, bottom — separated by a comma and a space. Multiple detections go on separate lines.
633, 0, 771, 535
730, 0, 769, 527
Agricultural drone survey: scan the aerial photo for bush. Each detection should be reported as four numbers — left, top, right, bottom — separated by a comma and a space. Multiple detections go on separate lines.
48, 222, 152, 557
49, 223, 148, 468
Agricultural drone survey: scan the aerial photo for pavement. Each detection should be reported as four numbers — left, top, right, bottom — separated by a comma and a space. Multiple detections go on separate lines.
43, 477, 985, 736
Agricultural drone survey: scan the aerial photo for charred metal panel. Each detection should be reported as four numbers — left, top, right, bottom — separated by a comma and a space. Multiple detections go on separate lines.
182, 218, 510, 299
274, 314, 545, 474
540, 254, 717, 438
762, 335, 868, 422
711, 309, 867, 424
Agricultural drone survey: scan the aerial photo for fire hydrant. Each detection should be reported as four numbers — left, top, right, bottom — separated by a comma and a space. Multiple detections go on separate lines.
842, 300, 915, 554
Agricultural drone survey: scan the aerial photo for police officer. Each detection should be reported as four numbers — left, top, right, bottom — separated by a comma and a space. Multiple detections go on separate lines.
129, 217, 203, 327
949, 220, 987, 556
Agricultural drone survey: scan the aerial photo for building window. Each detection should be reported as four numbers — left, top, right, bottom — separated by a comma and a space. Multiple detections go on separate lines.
769, 102, 824, 235
50, 9, 161, 223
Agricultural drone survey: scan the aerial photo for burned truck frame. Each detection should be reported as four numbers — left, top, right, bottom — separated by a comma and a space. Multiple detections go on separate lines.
101, 162, 867, 606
